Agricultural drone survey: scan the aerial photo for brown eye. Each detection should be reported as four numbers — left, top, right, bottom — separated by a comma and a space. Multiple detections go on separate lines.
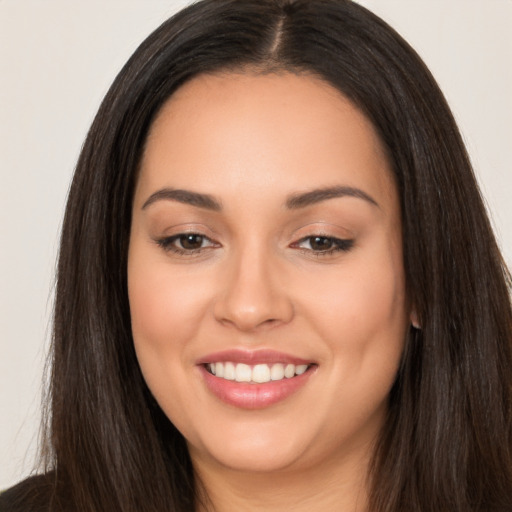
179, 234, 205, 250
309, 236, 334, 251
293, 235, 354, 255
156, 232, 217, 254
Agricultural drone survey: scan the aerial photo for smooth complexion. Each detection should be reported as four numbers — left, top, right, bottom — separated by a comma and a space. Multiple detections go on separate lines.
128, 72, 411, 511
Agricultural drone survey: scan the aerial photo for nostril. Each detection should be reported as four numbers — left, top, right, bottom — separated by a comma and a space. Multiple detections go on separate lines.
212, 265, 295, 330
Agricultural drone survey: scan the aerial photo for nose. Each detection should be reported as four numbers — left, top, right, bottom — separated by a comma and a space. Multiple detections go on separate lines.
213, 246, 294, 332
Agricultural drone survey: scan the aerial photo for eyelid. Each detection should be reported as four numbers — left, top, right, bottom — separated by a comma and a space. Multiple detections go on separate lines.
289, 220, 355, 238
155, 231, 220, 256
291, 234, 355, 256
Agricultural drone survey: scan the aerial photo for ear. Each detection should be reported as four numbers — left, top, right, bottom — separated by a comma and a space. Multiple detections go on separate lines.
410, 309, 421, 330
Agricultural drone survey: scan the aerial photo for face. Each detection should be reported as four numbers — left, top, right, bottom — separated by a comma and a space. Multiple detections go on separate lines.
128, 72, 410, 476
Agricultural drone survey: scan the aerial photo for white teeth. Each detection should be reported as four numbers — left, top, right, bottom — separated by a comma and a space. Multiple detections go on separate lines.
284, 364, 295, 378
270, 363, 285, 381
235, 363, 252, 382
295, 364, 308, 375
252, 364, 271, 383
224, 361, 236, 380
207, 362, 310, 383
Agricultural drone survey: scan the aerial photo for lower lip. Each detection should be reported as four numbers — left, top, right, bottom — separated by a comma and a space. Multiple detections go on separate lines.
199, 365, 315, 409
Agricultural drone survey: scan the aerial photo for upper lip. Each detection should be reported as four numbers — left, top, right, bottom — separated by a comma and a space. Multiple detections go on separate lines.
197, 349, 314, 366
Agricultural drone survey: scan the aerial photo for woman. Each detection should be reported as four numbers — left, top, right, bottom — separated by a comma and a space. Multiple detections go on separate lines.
2, 0, 511, 511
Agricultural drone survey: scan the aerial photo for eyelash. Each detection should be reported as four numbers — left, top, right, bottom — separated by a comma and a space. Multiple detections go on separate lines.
155, 233, 354, 257
292, 235, 354, 256
156, 233, 217, 255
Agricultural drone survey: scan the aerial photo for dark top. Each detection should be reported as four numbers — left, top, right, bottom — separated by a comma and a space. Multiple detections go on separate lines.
0, 473, 56, 512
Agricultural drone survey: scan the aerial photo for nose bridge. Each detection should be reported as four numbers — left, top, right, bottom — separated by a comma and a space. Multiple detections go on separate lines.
214, 238, 293, 331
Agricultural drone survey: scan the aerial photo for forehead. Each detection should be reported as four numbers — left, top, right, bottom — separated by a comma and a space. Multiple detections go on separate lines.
137, 71, 397, 212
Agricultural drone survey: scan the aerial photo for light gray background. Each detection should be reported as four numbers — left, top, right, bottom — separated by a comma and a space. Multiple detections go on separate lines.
1, 0, 511, 489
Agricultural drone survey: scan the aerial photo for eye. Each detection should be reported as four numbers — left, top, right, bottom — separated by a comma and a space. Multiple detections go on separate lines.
176, 234, 208, 250
156, 233, 218, 254
293, 235, 354, 255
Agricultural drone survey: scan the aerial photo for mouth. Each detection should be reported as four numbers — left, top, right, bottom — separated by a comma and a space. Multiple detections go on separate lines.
205, 361, 311, 383
198, 350, 317, 409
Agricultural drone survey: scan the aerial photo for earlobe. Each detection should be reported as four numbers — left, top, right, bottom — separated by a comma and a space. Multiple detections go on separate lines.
410, 310, 421, 330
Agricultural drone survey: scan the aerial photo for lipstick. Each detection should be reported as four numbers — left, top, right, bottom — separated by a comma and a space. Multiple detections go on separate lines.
197, 349, 316, 409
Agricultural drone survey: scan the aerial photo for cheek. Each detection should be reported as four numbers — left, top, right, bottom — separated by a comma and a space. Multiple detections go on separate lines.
298, 248, 407, 371
128, 258, 209, 347
343, 266, 405, 337
307, 261, 404, 325
127, 250, 212, 423
126, 247, 217, 407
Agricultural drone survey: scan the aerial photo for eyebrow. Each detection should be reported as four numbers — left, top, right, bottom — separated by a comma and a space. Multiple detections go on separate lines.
285, 186, 379, 209
142, 188, 222, 211
141, 185, 379, 212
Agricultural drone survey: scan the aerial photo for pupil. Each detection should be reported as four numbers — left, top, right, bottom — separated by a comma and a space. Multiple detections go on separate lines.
180, 234, 203, 249
311, 236, 332, 251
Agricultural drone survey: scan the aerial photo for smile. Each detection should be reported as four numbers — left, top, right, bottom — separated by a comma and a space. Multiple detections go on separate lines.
199, 352, 316, 409
206, 362, 310, 383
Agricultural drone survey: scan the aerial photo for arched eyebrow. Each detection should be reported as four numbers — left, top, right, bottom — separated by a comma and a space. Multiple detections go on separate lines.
141, 185, 379, 212
142, 188, 222, 211
285, 186, 379, 209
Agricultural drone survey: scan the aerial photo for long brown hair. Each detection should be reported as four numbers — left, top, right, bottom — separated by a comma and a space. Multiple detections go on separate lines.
3, 1, 512, 511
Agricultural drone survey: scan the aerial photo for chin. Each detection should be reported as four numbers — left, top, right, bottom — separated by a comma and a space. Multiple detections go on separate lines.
186, 420, 315, 474
194, 443, 306, 474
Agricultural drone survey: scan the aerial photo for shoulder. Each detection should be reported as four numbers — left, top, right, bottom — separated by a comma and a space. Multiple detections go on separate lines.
0, 473, 56, 512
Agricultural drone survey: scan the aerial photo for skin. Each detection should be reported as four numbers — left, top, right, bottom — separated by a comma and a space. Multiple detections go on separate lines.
128, 71, 412, 512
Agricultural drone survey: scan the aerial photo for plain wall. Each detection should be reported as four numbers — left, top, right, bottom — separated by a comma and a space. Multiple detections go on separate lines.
1, 0, 511, 489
